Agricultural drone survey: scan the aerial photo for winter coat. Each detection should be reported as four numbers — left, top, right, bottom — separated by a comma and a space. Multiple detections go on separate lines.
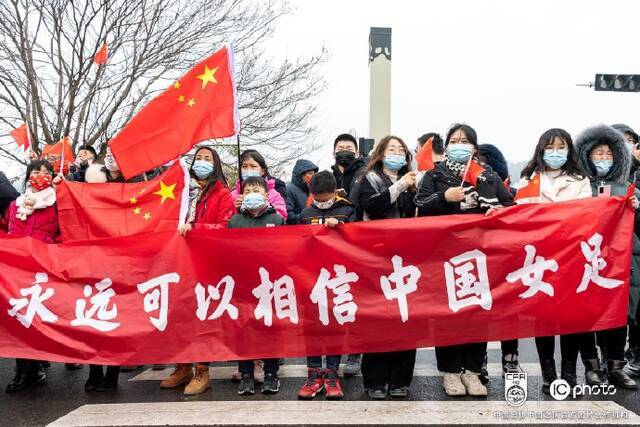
478, 144, 516, 196
285, 159, 318, 224
576, 124, 640, 320
228, 206, 284, 229
358, 169, 416, 221
231, 178, 288, 220
5, 200, 58, 243
0, 171, 19, 218
332, 157, 367, 198
299, 196, 357, 225
270, 176, 288, 204
66, 163, 90, 182
514, 172, 592, 204
192, 181, 236, 230
415, 161, 514, 216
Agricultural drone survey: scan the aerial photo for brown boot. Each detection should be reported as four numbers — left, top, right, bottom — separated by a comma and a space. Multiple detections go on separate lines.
160, 364, 193, 389
184, 364, 210, 395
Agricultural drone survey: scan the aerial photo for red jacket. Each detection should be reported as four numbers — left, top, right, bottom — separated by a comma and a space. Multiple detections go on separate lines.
193, 181, 235, 230
5, 201, 59, 243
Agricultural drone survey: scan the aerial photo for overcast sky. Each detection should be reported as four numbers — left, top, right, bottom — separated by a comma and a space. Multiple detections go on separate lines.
269, 0, 640, 172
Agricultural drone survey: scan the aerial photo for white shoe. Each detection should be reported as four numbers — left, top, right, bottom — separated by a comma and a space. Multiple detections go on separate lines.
461, 371, 487, 396
443, 373, 466, 396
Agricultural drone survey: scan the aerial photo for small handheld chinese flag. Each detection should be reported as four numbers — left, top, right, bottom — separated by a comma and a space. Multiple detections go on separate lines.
10, 123, 30, 153
108, 44, 239, 179
94, 43, 108, 65
416, 136, 435, 171
514, 173, 541, 203
41, 137, 75, 176
463, 159, 486, 187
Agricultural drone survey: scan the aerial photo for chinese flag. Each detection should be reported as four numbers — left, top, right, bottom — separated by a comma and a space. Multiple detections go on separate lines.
514, 174, 541, 202
94, 43, 108, 65
108, 44, 239, 179
463, 160, 486, 187
56, 162, 188, 241
416, 136, 434, 171
10, 123, 30, 152
41, 137, 75, 175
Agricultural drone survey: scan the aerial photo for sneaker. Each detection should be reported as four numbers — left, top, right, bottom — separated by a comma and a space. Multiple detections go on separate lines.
297, 368, 325, 399
626, 347, 640, 376
367, 386, 386, 399
442, 373, 466, 396
238, 373, 255, 395
460, 372, 487, 396
388, 386, 409, 398
254, 360, 265, 385
343, 354, 361, 377
262, 373, 280, 394
479, 353, 489, 384
324, 369, 344, 400
502, 354, 523, 376
160, 364, 193, 389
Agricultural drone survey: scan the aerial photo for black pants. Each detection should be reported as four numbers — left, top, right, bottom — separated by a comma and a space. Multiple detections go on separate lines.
362, 350, 416, 389
596, 326, 627, 361
629, 302, 640, 348
501, 339, 518, 357
535, 333, 598, 363
435, 342, 486, 373
239, 359, 279, 376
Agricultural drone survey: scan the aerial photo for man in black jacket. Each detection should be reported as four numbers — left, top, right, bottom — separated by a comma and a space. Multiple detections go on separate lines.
0, 171, 19, 218
331, 133, 366, 198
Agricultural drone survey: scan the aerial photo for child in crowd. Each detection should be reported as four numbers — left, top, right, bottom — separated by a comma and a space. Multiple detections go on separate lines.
296, 171, 357, 400
229, 176, 284, 395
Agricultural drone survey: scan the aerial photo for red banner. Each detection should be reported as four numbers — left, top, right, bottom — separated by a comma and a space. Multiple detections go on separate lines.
0, 195, 633, 365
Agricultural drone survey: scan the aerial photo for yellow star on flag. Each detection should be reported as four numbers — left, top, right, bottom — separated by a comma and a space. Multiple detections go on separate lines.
133, 207, 141, 215
139, 188, 146, 195
196, 65, 218, 89
130, 197, 138, 204
153, 181, 176, 204
187, 99, 196, 107
178, 95, 185, 103
173, 81, 181, 89
143, 212, 151, 220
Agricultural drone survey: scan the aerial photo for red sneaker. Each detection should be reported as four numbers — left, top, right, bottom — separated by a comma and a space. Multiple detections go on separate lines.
297, 368, 324, 399
324, 369, 344, 400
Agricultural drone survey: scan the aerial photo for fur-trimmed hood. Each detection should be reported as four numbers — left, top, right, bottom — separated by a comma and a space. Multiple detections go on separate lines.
575, 124, 631, 184
478, 144, 509, 181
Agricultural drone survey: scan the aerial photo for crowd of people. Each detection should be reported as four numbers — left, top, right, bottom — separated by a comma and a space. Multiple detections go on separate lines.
1, 123, 640, 400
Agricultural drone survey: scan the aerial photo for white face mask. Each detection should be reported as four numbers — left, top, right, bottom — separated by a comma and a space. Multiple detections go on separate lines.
313, 199, 334, 210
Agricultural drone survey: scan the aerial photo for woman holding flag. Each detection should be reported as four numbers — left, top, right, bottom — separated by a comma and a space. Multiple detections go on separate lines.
514, 128, 595, 394
414, 123, 514, 397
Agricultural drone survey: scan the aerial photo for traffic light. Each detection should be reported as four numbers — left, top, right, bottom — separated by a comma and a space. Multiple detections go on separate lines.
594, 74, 640, 92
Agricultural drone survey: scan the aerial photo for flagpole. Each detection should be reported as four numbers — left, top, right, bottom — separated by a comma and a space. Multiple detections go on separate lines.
236, 133, 243, 189
59, 137, 65, 176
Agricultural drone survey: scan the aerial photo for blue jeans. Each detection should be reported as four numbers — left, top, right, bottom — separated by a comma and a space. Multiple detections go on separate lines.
307, 355, 341, 371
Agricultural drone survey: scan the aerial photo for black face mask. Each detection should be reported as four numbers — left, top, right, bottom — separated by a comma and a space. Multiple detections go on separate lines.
335, 150, 356, 167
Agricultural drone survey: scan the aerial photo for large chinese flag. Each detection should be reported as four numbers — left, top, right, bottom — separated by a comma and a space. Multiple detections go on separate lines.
514, 173, 541, 203
463, 159, 486, 187
108, 45, 239, 179
416, 137, 435, 171
56, 162, 189, 241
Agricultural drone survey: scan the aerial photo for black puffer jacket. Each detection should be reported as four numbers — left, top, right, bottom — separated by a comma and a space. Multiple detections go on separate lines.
299, 196, 356, 225
415, 161, 514, 216
0, 171, 19, 218
358, 168, 416, 220
285, 159, 318, 224
332, 157, 366, 197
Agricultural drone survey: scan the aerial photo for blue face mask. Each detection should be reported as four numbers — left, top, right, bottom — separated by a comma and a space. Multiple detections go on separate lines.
383, 154, 407, 171
241, 169, 261, 180
192, 160, 214, 179
446, 143, 474, 163
593, 159, 613, 177
543, 149, 568, 170
242, 192, 267, 210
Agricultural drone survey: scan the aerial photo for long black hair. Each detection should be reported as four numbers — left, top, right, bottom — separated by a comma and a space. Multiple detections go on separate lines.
240, 149, 269, 176
521, 128, 585, 179
191, 146, 228, 195
24, 160, 54, 191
